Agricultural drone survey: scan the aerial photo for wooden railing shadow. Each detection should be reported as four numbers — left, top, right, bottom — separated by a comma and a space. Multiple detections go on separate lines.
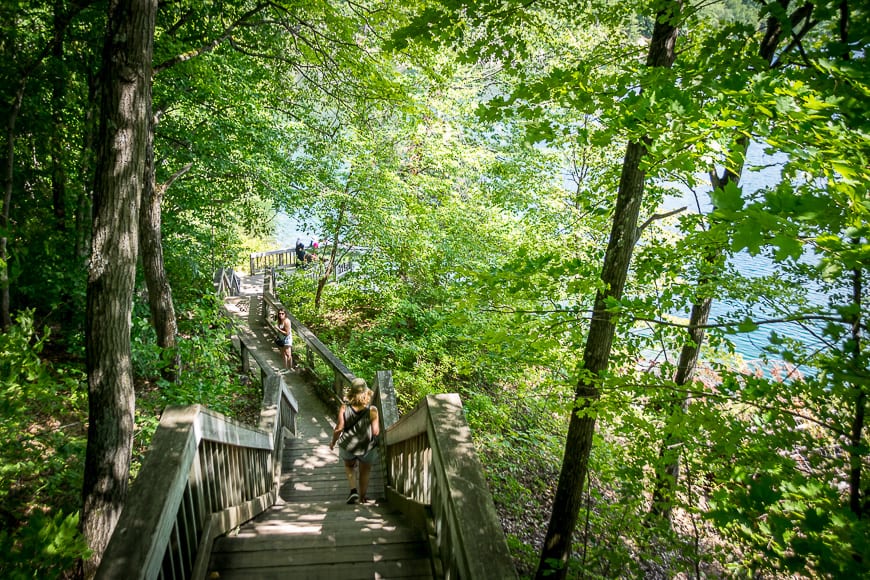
96, 301, 299, 579
264, 270, 517, 579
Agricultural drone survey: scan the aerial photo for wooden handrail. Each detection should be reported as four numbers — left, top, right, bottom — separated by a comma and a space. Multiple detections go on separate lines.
384, 393, 518, 580
249, 247, 297, 274
262, 276, 356, 405
102, 271, 515, 579
213, 267, 241, 297
262, 275, 516, 578
97, 311, 299, 579
250, 246, 355, 279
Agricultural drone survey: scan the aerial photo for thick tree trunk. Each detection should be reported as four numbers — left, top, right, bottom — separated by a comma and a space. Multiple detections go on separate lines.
535, 7, 681, 578
81, 0, 156, 576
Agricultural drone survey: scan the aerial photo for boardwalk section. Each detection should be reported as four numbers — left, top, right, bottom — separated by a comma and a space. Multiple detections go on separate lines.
208, 501, 432, 579
208, 274, 434, 579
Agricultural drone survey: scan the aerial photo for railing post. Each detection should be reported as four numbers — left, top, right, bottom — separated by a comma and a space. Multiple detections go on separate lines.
375, 371, 398, 490
334, 371, 344, 401
240, 341, 250, 375
376, 371, 399, 428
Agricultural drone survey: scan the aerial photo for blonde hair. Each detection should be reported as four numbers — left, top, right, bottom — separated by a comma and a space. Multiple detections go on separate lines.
348, 378, 371, 406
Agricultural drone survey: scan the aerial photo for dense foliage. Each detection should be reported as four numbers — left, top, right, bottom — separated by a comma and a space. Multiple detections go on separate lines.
1, 0, 867, 577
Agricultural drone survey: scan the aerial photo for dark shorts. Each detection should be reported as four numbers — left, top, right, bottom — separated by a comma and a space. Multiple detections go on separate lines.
339, 445, 378, 464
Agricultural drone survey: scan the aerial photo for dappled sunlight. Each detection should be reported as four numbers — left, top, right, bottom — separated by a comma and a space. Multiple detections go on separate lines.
296, 424, 334, 442
289, 444, 335, 465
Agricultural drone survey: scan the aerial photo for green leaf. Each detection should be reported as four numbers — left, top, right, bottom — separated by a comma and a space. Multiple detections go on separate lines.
710, 180, 744, 211
737, 317, 759, 333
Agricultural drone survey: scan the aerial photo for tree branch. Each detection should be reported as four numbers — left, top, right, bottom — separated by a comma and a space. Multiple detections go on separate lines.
153, 3, 269, 74
637, 206, 686, 235
160, 162, 193, 192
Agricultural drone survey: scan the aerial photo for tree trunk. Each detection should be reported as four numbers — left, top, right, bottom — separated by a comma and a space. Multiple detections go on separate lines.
535, 6, 681, 578
0, 86, 22, 331
649, 0, 795, 524
649, 297, 712, 521
75, 68, 98, 261
50, 0, 68, 231
81, 0, 156, 576
315, 199, 346, 310
1, 1, 92, 329
140, 115, 182, 381
847, 259, 866, 517
836, 0, 866, 522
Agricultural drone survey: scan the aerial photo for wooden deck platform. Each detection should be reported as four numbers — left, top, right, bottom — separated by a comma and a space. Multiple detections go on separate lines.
207, 500, 433, 579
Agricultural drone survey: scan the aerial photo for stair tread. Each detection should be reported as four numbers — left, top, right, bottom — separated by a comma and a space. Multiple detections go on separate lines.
208, 442, 432, 579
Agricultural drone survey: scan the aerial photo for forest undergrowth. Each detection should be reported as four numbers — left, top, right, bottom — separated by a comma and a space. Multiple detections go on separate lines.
0, 300, 263, 579
2, 277, 860, 579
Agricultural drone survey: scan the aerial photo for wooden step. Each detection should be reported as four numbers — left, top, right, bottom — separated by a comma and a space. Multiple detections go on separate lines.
208, 501, 434, 580
281, 440, 385, 503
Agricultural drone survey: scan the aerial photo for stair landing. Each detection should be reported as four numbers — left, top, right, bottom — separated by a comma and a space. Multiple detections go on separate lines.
208, 500, 433, 579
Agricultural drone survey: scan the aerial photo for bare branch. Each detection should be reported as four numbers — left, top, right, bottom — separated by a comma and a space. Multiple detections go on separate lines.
160, 162, 193, 192
638, 206, 686, 235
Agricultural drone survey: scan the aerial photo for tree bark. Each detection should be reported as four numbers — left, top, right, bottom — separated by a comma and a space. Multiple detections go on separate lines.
649, 297, 712, 521
847, 258, 866, 517
837, 0, 866, 522
140, 115, 182, 381
75, 68, 99, 262
0, 85, 22, 331
315, 200, 346, 310
535, 6, 682, 579
50, 0, 68, 231
80, 0, 156, 576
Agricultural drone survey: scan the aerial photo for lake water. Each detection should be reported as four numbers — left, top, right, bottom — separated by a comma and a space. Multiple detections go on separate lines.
660, 143, 827, 371
274, 212, 318, 248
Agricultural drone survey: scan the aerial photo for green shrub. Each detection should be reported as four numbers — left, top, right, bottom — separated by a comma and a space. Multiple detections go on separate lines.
0, 310, 89, 577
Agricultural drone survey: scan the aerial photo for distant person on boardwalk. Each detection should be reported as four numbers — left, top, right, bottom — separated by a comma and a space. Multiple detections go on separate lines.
274, 309, 293, 369
329, 379, 380, 504
295, 240, 306, 269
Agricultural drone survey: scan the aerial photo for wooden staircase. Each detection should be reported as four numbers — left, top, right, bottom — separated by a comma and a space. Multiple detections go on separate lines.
98, 273, 516, 580
207, 440, 436, 579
